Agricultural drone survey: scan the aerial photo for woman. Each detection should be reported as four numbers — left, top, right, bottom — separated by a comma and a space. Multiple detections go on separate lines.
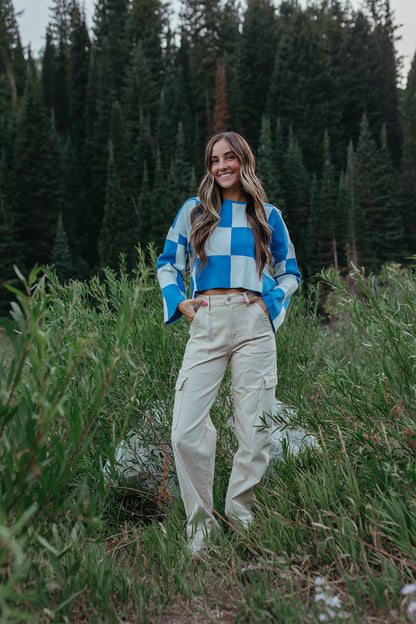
157, 132, 300, 554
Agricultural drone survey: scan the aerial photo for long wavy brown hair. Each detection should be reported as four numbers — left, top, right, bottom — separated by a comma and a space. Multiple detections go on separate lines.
190, 132, 272, 277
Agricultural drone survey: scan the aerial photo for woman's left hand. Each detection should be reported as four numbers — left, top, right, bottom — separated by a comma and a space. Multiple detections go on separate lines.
249, 296, 270, 319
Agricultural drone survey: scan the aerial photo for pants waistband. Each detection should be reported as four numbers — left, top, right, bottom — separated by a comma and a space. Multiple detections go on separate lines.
198, 291, 257, 307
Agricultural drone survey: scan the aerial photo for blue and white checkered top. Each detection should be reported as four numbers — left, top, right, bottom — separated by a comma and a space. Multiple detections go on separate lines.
157, 198, 301, 332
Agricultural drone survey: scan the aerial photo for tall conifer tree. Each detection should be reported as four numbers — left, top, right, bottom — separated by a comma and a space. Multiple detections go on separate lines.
83, 0, 130, 267
281, 129, 309, 266
238, 0, 277, 147
137, 162, 152, 249
319, 130, 338, 269
51, 212, 74, 281
344, 141, 359, 268
257, 115, 282, 208
400, 52, 416, 256
354, 114, 400, 270
13, 74, 64, 269
67, 1, 90, 149
305, 172, 321, 279
99, 101, 137, 269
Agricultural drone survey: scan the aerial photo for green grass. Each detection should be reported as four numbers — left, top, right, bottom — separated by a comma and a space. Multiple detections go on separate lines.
0, 253, 415, 623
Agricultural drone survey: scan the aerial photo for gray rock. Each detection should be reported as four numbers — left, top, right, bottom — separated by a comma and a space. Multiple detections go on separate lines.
269, 399, 319, 461
104, 399, 318, 487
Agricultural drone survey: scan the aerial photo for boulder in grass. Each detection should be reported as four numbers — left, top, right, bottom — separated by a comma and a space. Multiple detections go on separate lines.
227, 398, 318, 463
269, 399, 319, 461
104, 399, 318, 489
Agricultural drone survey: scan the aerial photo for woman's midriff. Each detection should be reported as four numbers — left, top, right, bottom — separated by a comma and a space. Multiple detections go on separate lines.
197, 288, 247, 295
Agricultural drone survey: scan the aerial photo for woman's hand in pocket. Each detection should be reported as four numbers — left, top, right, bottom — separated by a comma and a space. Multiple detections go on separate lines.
178, 298, 208, 323
249, 296, 270, 319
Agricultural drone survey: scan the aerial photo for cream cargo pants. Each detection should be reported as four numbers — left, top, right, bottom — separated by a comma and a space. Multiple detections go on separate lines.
171, 291, 277, 538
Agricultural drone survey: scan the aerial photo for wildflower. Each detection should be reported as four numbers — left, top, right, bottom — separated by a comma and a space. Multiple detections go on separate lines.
315, 592, 327, 602
315, 576, 325, 586
408, 601, 416, 616
327, 595, 342, 609
401, 584, 416, 596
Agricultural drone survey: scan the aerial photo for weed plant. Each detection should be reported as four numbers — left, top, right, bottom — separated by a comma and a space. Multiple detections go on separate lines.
0, 254, 415, 623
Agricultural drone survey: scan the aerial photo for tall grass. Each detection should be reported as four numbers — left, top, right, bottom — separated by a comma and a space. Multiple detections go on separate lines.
1, 255, 415, 622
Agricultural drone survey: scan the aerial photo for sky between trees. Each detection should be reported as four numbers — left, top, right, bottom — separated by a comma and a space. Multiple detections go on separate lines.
13, 0, 416, 83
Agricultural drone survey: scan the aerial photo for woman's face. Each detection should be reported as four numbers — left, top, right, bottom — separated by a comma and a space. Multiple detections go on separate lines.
210, 139, 244, 200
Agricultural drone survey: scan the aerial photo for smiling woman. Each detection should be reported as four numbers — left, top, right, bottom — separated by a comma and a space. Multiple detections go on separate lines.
156, 131, 301, 555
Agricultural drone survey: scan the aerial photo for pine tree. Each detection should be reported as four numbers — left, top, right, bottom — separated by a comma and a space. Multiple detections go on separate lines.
256, 115, 283, 208
67, 1, 90, 149
127, 0, 166, 82
137, 162, 152, 249
98, 101, 137, 269
156, 90, 175, 176
281, 128, 309, 267
344, 141, 359, 268
319, 130, 338, 269
353, 114, 400, 270
0, 0, 26, 104
149, 150, 173, 251
400, 52, 416, 256
82, 0, 130, 267
131, 111, 154, 199
41, 28, 57, 115
123, 40, 160, 137
180, 0, 239, 141
305, 172, 321, 279
378, 124, 403, 261
340, 11, 372, 149
268, 3, 342, 170
13, 74, 64, 269
341, 4, 401, 164
365, 0, 401, 163
169, 122, 192, 211
353, 115, 379, 269
51, 212, 74, 281
238, 0, 277, 147
60, 137, 89, 276
336, 169, 348, 270
180, 0, 222, 139
0, 152, 21, 311
42, 0, 72, 133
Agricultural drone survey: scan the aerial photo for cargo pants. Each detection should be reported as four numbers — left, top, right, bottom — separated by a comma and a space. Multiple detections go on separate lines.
171, 291, 277, 538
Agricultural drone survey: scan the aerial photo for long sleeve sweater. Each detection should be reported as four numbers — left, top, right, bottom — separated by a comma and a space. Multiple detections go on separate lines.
157, 198, 301, 332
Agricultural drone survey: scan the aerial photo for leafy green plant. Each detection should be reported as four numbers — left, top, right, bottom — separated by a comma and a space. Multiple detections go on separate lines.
1, 258, 416, 622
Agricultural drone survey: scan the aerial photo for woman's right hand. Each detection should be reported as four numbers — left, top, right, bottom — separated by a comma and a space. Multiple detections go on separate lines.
178, 298, 208, 323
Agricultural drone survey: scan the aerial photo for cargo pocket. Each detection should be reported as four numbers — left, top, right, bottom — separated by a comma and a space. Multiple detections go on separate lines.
263, 371, 277, 417
172, 373, 187, 431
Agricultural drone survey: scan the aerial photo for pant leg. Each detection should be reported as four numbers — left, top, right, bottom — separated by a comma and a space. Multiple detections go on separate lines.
171, 302, 229, 537
225, 301, 277, 524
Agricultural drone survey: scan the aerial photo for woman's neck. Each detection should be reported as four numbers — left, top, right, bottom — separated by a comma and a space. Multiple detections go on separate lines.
222, 189, 247, 202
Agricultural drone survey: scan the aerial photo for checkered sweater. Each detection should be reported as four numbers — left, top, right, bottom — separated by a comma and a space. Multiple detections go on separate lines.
157, 198, 301, 332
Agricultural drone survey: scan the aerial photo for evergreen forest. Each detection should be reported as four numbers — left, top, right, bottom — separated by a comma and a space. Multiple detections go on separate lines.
0, 0, 416, 307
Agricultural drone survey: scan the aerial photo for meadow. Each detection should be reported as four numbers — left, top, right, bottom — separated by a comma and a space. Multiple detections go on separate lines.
1, 250, 416, 623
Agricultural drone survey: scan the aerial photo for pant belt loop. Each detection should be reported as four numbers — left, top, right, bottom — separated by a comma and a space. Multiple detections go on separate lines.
243, 291, 250, 305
